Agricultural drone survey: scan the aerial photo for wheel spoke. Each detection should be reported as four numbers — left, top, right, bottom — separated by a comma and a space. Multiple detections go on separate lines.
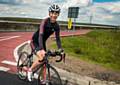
17, 52, 30, 80
38, 65, 62, 85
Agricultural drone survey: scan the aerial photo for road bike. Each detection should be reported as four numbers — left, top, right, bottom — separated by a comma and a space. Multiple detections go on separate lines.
17, 49, 65, 85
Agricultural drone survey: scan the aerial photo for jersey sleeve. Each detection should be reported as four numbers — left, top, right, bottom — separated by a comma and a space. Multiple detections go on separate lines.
55, 24, 62, 49
38, 19, 46, 50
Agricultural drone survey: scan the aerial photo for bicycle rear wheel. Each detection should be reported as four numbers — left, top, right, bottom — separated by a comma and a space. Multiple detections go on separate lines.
17, 51, 31, 80
38, 65, 62, 85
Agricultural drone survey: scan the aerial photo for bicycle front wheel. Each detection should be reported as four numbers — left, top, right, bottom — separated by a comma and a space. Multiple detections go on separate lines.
38, 65, 62, 85
17, 51, 30, 80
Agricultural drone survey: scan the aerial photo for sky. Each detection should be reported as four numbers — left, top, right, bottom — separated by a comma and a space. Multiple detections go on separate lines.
94, 0, 120, 2
0, 0, 120, 26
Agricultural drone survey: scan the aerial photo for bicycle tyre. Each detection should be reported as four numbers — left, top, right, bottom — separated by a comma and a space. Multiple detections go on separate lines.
17, 51, 30, 80
38, 65, 62, 85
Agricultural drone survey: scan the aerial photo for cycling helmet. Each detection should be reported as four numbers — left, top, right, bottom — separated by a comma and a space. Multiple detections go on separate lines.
49, 4, 60, 13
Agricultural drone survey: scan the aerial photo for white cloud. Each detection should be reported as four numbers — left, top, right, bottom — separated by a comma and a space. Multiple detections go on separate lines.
62, 0, 93, 9
0, 0, 120, 25
22, 0, 54, 5
88, 1, 120, 25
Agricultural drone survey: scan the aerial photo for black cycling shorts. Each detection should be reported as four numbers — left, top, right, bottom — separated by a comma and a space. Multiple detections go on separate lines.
30, 40, 46, 54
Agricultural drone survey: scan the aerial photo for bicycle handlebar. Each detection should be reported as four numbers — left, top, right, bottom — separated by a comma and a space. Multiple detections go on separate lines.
46, 50, 66, 63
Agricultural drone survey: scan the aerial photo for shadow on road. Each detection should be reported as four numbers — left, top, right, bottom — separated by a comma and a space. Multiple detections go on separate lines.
0, 71, 70, 85
0, 71, 37, 85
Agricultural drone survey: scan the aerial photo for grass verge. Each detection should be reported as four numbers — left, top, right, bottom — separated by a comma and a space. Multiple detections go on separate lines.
51, 29, 120, 70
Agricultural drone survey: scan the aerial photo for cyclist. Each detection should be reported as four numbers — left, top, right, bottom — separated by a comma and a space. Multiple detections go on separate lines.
28, 4, 63, 81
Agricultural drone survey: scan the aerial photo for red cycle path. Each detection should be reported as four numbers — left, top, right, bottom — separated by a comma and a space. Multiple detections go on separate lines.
0, 29, 91, 73
0, 32, 33, 73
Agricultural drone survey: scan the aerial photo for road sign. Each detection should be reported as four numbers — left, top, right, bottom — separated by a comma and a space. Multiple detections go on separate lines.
68, 7, 79, 18
68, 18, 72, 29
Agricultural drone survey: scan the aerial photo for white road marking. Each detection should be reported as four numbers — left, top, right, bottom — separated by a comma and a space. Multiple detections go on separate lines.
0, 36, 11, 38
14, 41, 43, 80
0, 36, 20, 41
1, 60, 17, 66
14, 40, 30, 62
0, 66, 10, 71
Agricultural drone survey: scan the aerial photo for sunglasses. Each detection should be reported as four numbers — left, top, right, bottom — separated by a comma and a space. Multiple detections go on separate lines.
50, 11, 60, 14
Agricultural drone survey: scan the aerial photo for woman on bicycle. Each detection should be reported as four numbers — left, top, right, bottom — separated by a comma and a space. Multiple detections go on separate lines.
28, 4, 63, 81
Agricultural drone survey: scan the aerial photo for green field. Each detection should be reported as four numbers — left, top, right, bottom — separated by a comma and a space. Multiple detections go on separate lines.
51, 30, 120, 70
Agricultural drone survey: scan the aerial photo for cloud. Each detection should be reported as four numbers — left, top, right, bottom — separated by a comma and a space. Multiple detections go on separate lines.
62, 0, 93, 9
0, 0, 120, 25
89, 1, 120, 25
22, 0, 53, 5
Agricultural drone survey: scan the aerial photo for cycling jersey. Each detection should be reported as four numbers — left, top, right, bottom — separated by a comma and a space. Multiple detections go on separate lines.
31, 17, 62, 51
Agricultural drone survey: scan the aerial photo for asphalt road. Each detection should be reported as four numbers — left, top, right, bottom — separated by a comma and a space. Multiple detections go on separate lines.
0, 71, 38, 85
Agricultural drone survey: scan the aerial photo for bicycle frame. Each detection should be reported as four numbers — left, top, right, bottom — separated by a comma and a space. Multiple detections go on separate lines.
32, 53, 51, 80
17, 50, 64, 85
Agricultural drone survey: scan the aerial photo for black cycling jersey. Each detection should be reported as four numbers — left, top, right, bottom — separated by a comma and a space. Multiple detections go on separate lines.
31, 17, 62, 51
